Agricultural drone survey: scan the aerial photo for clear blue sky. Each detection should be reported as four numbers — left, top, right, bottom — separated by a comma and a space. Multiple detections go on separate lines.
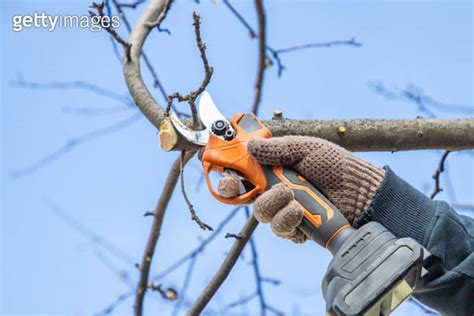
1, 0, 472, 315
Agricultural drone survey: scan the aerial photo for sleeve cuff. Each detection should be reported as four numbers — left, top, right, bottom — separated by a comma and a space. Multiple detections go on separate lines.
354, 166, 436, 245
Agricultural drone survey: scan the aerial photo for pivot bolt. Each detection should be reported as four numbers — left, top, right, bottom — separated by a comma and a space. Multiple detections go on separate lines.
223, 129, 237, 141
211, 120, 229, 136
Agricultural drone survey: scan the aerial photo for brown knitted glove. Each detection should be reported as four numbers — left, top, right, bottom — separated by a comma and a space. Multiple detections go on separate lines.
218, 136, 385, 243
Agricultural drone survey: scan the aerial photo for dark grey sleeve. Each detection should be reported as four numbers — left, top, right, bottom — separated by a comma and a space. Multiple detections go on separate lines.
355, 167, 474, 316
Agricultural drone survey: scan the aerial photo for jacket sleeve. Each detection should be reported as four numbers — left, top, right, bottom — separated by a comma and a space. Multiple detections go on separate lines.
355, 167, 474, 316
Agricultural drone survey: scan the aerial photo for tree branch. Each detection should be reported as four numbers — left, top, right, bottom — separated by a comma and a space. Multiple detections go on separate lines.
13, 113, 141, 178
171, 253, 198, 316
123, 0, 169, 130
122, 1, 474, 153
187, 4, 269, 311
164, 12, 214, 129
109, 0, 169, 101
431, 150, 451, 199
222, 0, 257, 38
146, 0, 173, 29
180, 151, 213, 231
116, 0, 145, 9
89, 1, 132, 60
369, 82, 474, 116
267, 38, 361, 77
264, 117, 474, 151
187, 216, 259, 315
251, 0, 267, 113
134, 152, 195, 316
248, 208, 282, 316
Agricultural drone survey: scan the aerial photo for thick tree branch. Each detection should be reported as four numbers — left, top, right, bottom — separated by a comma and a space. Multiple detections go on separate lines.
265, 117, 474, 151
159, 117, 474, 152
109, 0, 169, 101
122, 2, 473, 153
124, 0, 169, 130
135, 152, 195, 316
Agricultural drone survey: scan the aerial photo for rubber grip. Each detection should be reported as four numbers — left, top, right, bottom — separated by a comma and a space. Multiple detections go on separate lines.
262, 165, 351, 248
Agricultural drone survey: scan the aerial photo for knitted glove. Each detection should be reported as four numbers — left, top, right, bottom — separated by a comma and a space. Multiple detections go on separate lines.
218, 136, 385, 243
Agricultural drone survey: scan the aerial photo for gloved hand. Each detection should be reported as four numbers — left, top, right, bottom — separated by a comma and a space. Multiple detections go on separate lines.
218, 136, 385, 243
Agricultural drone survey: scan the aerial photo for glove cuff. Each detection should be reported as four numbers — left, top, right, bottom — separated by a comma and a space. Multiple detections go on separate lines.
336, 155, 385, 224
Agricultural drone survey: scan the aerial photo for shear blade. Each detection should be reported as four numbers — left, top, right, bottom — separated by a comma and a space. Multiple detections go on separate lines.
169, 91, 228, 146
169, 112, 208, 146
198, 91, 228, 129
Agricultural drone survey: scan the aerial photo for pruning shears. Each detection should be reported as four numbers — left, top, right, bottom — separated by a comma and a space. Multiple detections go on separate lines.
168, 91, 432, 315
169, 91, 352, 251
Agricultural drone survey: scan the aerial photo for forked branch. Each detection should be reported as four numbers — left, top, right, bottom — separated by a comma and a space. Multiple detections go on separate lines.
165, 12, 214, 128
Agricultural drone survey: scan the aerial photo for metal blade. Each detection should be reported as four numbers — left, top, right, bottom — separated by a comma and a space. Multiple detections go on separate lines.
198, 91, 227, 129
169, 112, 208, 146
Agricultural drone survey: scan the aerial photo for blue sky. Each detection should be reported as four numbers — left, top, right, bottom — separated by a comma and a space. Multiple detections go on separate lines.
1, 0, 472, 315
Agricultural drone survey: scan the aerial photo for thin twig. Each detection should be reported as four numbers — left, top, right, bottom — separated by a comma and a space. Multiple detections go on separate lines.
99, 206, 243, 314
222, 0, 257, 38
152, 206, 242, 282
12, 113, 141, 178
12, 79, 130, 103
251, 0, 267, 114
115, 0, 145, 9
369, 82, 474, 117
165, 12, 214, 128
225, 292, 257, 310
94, 250, 135, 288
148, 283, 178, 301
44, 198, 136, 266
172, 253, 198, 316
221, 1, 360, 78
61, 105, 132, 116
431, 150, 451, 199
180, 151, 213, 231
134, 152, 195, 316
225, 233, 243, 239
267, 38, 361, 77
274, 38, 362, 54
89, 1, 132, 60
95, 290, 134, 316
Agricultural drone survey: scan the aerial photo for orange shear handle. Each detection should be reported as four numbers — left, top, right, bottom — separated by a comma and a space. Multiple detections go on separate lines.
201, 113, 272, 204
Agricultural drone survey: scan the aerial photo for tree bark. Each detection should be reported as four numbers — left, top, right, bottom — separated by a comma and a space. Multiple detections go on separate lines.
264, 117, 474, 151
164, 117, 474, 152
135, 152, 194, 316
124, 0, 167, 130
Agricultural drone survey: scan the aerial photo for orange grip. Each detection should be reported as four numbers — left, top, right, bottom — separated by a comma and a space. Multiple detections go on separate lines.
201, 113, 271, 205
